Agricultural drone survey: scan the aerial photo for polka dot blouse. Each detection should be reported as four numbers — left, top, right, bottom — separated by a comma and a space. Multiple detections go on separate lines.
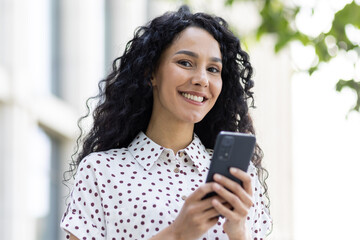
60, 132, 271, 239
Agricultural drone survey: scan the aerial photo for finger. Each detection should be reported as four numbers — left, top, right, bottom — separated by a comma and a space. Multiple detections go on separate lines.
212, 182, 249, 217
223, 202, 233, 210
213, 173, 253, 208
202, 195, 227, 211
187, 182, 216, 202
230, 167, 253, 196
211, 198, 238, 221
201, 195, 230, 215
203, 205, 222, 219
206, 215, 220, 228
202, 201, 232, 219
185, 183, 226, 214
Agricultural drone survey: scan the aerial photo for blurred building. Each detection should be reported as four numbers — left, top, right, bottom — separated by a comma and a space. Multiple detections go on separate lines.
0, 0, 293, 239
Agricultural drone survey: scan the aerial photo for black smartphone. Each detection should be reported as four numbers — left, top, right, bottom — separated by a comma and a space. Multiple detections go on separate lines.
203, 131, 256, 199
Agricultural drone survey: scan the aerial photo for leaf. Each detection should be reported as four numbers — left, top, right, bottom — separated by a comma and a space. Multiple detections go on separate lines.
308, 65, 318, 75
328, 2, 360, 50
332, 1, 360, 28
336, 79, 360, 112
225, 0, 235, 6
294, 32, 311, 45
314, 35, 332, 62
274, 32, 293, 52
336, 79, 360, 92
222, 0, 360, 114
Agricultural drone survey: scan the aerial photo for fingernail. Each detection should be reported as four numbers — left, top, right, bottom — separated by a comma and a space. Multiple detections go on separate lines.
212, 199, 220, 205
214, 174, 222, 180
230, 167, 238, 173
213, 183, 221, 190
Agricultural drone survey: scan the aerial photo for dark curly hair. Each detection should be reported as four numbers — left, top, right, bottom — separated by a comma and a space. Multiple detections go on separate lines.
66, 5, 269, 208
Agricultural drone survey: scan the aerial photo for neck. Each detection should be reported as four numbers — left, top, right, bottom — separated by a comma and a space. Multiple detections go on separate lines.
146, 117, 194, 154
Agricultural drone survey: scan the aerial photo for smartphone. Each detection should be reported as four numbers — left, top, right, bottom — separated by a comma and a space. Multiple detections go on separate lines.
203, 131, 256, 199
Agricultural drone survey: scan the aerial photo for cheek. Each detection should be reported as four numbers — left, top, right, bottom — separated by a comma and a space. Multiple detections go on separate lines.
213, 79, 223, 99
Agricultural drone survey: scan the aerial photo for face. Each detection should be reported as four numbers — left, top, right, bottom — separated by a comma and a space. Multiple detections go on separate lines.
151, 27, 223, 125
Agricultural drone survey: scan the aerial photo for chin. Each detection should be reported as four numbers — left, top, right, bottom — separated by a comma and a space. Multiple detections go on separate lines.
183, 114, 207, 124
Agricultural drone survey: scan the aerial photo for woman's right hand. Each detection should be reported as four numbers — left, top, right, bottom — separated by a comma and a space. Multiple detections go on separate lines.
151, 182, 227, 240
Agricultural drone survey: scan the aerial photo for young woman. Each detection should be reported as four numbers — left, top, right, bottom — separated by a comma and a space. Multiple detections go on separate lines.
61, 6, 271, 240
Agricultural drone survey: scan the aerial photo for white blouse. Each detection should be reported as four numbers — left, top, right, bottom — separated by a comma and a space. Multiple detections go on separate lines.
61, 132, 271, 240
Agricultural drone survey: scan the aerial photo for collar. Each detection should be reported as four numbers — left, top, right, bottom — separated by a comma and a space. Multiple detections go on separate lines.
184, 134, 212, 173
128, 132, 164, 171
128, 132, 211, 172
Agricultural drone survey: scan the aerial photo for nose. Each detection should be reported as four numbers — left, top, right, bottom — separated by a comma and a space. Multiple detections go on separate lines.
191, 68, 209, 87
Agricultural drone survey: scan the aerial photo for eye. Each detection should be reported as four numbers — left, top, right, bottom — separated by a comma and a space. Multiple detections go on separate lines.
178, 60, 192, 67
207, 67, 220, 73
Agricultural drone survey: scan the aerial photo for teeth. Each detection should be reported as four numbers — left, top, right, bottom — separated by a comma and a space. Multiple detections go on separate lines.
182, 93, 204, 103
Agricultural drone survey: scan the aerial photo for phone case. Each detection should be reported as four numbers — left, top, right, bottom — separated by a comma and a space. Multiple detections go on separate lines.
203, 131, 256, 199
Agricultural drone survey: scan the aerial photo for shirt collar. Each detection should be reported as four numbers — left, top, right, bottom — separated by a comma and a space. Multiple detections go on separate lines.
184, 133, 212, 173
128, 132, 212, 172
128, 132, 164, 171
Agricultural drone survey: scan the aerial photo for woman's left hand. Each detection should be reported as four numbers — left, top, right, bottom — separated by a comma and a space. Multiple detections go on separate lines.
211, 167, 253, 240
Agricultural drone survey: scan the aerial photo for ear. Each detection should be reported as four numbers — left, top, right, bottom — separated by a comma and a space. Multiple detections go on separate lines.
150, 74, 157, 87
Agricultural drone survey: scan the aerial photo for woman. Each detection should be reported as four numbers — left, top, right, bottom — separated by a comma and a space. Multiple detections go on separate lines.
61, 5, 271, 240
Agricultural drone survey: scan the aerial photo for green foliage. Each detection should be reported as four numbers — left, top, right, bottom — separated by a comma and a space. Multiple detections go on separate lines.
225, 0, 235, 5
336, 79, 360, 112
227, 0, 360, 114
329, 1, 360, 51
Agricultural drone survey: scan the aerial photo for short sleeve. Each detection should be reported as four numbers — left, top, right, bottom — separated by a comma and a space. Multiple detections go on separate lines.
60, 156, 106, 239
247, 162, 272, 239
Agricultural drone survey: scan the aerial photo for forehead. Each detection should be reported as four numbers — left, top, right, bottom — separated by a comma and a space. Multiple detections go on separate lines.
164, 26, 221, 59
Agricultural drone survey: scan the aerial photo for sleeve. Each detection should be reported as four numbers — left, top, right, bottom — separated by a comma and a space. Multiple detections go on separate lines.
247, 162, 272, 239
60, 155, 107, 239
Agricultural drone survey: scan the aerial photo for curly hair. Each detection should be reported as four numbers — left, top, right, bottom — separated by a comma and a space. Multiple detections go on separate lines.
66, 5, 269, 208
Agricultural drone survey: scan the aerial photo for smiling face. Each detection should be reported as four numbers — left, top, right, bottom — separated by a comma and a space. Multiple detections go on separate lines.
151, 27, 223, 126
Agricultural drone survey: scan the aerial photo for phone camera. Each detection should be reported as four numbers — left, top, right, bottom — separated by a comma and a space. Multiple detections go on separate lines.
222, 136, 234, 147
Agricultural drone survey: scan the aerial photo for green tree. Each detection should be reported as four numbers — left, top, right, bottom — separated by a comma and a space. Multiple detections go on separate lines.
224, 0, 360, 113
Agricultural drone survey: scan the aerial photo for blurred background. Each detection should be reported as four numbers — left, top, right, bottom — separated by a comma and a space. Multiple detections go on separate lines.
0, 0, 359, 239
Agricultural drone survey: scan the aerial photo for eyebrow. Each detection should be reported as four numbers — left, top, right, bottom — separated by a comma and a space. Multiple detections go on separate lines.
174, 50, 222, 63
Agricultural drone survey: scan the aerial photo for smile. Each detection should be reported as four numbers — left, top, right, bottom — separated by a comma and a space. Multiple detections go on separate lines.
181, 92, 205, 103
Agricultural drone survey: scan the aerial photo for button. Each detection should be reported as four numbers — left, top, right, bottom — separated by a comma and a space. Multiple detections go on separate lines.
179, 151, 184, 157
174, 167, 180, 173
181, 195, 187, 200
